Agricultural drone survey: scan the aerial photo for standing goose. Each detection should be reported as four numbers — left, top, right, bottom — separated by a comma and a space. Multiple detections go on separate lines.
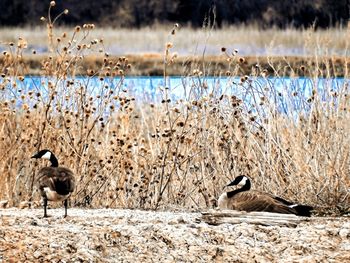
218, 175, 313, 216
31, 149, 75, 217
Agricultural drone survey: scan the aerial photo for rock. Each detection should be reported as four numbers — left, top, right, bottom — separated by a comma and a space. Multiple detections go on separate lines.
177, 216, 186, 224
339, 228, 350, 239
0, 200, 9, 208
32, 201, 42, 208
18, 201, 31, 209
314, 224, 326, 230
342, 222, 350, 229
33, 250, 42, 259
168, 219, 177, 225
49, 243, 60, 249
30, 219, 38, 226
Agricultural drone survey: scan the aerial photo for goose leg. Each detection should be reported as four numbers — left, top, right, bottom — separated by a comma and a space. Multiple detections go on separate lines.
64, 199, 68, 217
43, 197, 48, 218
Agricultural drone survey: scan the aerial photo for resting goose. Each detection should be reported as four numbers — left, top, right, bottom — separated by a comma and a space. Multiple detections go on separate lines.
218, 175, 313, 216
31, 149, 75, 217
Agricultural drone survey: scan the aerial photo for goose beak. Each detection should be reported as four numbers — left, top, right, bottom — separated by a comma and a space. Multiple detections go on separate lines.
31, 154, 39, 159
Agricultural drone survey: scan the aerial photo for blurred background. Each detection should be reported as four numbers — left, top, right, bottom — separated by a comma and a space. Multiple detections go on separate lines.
0, 0, 348, 28
0, 0, 349, 72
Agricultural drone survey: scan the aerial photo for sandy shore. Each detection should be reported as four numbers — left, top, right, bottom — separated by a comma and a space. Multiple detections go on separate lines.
1, 208, 350, 262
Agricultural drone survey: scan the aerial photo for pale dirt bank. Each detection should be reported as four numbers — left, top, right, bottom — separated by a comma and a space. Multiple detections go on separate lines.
1, 208, 350, 262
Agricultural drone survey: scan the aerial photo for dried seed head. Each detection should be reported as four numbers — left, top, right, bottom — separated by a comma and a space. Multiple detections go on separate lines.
87, 69, 94, 76
50, 1, 56, 7
17, 38, 27, 49
177, 121, 185, 127
166, 42, 173, 49
22, 104, 29, 110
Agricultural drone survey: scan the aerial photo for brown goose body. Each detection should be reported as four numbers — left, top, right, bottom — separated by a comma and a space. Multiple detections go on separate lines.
32, 149, 75, 217
218, 176, 313, 216
218, 190, 298, 214
37, 167, 75, 202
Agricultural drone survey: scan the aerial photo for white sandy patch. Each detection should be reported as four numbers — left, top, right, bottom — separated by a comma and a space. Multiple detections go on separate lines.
0, 208, 350, 262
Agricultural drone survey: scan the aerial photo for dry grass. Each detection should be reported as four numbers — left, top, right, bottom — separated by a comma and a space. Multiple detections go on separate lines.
0, 5, 349, 215
0, 24, 349, 56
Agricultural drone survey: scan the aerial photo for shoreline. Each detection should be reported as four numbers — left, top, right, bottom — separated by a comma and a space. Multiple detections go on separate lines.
2, 54, 349, 77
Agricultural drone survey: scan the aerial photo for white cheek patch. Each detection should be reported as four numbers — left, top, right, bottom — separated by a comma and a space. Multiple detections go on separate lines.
238, 176, 248, 187
41, 151, 52, 160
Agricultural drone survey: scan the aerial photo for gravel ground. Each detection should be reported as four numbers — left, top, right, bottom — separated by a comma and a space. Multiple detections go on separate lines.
1, 208, 350, 262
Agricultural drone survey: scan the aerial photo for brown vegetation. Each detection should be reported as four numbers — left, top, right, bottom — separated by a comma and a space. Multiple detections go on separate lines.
0, 3, 349, 215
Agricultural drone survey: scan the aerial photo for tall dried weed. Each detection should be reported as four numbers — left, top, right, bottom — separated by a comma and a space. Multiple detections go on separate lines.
0, 3, 349, 214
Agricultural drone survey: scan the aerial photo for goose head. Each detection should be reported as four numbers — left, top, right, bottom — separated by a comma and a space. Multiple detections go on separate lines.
31, 149, 58, 167
218, 175, 251, 209
225, 175, 251, 190
31, 149, 53, 160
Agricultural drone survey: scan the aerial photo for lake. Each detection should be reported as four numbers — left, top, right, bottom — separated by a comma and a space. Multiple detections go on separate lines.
2, 76, 349, 115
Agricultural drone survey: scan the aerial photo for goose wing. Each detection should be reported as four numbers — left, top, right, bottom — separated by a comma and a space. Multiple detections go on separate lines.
267, 193, 313, 216
37, 167, 75, 195
231, 191, 297, 214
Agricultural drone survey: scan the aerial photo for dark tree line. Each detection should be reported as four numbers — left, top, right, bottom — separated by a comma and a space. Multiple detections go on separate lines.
0, 0, 348, 28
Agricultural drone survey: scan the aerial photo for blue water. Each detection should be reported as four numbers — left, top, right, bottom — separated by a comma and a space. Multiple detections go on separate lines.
2, 76, 349, 116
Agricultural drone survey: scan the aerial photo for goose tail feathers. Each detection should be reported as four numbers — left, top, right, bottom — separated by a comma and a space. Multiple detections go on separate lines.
289, 204, 313, 217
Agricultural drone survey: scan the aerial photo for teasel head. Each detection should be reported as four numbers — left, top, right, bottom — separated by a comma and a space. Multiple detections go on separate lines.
166, 42, 173, 49
239, 57, 245, 64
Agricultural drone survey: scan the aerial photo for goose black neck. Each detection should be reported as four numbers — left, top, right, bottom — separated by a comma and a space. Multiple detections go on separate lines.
227, 179, 251, 198
50, 154, 59, 167
242, 179, 251, 191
